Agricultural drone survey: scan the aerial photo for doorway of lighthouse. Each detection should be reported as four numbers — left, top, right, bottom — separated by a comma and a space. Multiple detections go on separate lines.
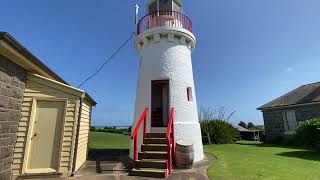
151, 80, 169, 127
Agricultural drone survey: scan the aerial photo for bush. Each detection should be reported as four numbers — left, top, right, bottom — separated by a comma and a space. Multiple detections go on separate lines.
295, 118, 320, 149
90, 126, 97, 131
200, 119, 240, 144
90, 126, 130, 135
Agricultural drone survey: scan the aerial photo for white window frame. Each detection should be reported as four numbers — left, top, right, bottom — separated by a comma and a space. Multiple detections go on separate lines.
282, 110, 297, 134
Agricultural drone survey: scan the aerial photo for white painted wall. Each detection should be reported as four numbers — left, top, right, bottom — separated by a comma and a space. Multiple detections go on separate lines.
131, 30, 204, 162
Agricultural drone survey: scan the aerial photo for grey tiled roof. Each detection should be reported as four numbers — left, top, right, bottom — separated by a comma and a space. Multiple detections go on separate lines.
258, 82, 320, 110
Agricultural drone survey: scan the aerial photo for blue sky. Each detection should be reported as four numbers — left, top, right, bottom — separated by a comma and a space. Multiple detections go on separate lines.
2, 0, 320, 126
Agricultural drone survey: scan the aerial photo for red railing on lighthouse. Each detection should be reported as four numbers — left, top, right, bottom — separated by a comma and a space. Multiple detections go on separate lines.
131, 108, 149, 161
165, 107, 175, 176
137, 11, 192, 35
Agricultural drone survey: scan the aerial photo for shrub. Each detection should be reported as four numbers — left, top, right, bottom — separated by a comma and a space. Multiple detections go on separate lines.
95, 127, 129, 135
295, 118, 320, 149
90, 126, 97, 131
200, 119, 240, 144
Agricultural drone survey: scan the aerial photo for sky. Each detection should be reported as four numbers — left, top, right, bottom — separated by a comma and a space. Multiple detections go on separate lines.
2, 0, 320, 126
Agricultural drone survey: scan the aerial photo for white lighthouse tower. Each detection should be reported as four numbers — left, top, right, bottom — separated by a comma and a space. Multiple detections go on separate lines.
130, 0, 204, 177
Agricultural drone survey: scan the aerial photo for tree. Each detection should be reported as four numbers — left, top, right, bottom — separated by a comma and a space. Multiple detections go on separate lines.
199, 106, 238, 144
238, 121, 247, 128
199, 105, 236, 121
247, 122, 255, 129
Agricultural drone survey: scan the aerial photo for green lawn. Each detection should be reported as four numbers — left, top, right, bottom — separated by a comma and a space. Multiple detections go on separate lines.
89, 132, 130, 150
88, 132, 320, 179
205, 141, 320, 180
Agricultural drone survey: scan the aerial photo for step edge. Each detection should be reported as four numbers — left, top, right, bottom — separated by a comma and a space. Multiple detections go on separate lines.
140, 151, 168, 154
135, 160, 167, 163
131, 168, 166, 173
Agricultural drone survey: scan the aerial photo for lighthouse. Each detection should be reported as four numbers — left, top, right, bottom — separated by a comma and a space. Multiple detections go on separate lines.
130, 0, 204, 177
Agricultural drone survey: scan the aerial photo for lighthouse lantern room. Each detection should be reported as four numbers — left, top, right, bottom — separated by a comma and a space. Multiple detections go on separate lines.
131, 0, 204, 177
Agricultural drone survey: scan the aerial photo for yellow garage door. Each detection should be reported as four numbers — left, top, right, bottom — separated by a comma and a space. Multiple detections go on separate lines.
26, 100, 65, 174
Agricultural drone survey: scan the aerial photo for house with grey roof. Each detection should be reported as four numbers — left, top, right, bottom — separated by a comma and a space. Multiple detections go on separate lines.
257, 82, 320, 141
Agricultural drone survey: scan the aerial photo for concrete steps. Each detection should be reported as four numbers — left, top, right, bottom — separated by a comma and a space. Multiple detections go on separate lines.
141, 144, 167, 151
131, 168, 166, 178
139, 151, 167, 159
130, 133, 169, 178
135, 159, 167, 169
144, 138, 167, 144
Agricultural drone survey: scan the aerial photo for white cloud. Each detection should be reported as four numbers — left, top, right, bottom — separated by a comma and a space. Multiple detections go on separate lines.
286, 67, 294, 72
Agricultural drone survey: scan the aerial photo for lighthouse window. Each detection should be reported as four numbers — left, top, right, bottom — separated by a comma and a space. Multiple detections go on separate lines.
187, 87, 193, 102
173, 0, 182, 12
159, 0, 172, 12
149, 0, 157, 13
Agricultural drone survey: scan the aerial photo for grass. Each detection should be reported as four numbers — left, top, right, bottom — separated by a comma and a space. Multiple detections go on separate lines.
88, 132, 320, 179
205, 141, 320, 180
89, 132, 130, 150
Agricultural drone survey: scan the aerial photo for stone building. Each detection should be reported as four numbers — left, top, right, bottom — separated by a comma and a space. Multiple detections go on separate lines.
258, 82, 320, 141
0, 32, 96, 179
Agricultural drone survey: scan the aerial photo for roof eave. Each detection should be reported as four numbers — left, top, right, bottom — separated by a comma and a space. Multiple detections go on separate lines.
257, 101, 320, 111
85, 93, 97, 106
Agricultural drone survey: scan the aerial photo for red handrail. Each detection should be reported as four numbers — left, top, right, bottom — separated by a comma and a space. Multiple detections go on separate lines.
165, 107, 175, 176
131, 108, 149, 161
137, 11, 192, 35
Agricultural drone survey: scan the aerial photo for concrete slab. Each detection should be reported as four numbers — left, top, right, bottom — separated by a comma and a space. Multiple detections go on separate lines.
70, 150, 214, 180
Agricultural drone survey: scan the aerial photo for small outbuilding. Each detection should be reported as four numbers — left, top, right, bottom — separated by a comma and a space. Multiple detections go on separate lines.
0, 32, 96, 179
234, 125, 262, 141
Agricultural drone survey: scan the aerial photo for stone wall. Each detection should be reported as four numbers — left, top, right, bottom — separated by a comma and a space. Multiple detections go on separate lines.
294, 104, 320, 123
262, 104, 320, 141
0, 56, 26, 180
262, 109, 285, 141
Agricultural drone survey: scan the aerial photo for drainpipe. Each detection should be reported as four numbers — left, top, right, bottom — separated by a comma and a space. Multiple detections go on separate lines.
71, 96, 83, 176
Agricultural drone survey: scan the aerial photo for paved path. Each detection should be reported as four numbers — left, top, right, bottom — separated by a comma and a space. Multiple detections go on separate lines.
70, 150, 215, 180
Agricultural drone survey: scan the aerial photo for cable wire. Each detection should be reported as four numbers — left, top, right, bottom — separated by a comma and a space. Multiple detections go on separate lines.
77, 32, 136, 88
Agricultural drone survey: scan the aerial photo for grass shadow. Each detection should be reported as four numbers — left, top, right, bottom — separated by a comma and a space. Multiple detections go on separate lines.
88, 149, 133, 174
236, 141, 320, 161
236, 141, 304, 149
276, 150, 320, 161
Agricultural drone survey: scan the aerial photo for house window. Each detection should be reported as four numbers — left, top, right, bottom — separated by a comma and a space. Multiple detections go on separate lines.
187, 87, 193, 102
282, 111, 297, 133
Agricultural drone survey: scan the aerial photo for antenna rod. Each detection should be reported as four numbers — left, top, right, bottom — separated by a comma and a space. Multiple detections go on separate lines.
135, 4, 139, 25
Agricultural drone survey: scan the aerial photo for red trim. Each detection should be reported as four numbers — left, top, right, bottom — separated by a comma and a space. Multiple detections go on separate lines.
137, 11, 193, 35
165, 107, 175, 176
131, 108, 149, 161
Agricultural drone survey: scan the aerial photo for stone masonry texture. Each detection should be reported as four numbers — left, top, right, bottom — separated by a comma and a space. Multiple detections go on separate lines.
0, 55, 26, 180
262, 104, 320, 141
